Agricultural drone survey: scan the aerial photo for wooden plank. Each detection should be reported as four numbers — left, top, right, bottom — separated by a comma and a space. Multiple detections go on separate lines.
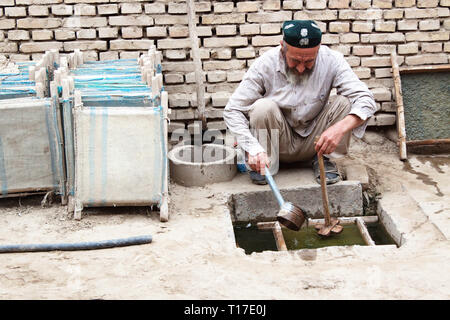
187, 0, 206, 128
272, 222, 287, 251
257, 221, 276, 230
406, 139, 450, 146
399, 64, 450, 74
390, 52, 408, 161
356, 217, 376, 246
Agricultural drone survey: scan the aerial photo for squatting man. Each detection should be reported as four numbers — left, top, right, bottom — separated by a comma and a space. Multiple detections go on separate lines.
224, 20, 377, 185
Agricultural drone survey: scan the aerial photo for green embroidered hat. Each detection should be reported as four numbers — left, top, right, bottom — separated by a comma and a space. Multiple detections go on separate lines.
282, 20, 322, 48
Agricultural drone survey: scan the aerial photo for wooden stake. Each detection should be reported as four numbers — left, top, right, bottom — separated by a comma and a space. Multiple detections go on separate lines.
273, 222, 287, 251
390, 51, 407, 161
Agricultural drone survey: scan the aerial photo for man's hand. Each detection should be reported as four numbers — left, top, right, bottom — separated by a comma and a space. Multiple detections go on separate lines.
248, 152, 270, 175
315, 114, 365, 156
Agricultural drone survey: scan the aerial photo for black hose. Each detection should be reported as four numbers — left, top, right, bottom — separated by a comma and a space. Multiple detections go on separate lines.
0, 235, 152, 253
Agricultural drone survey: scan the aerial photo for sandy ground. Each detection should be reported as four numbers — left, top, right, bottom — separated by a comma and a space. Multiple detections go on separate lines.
0, 131, 449, 300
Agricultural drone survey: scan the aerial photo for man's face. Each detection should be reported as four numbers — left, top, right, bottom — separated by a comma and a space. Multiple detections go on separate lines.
282, 41, 320, 76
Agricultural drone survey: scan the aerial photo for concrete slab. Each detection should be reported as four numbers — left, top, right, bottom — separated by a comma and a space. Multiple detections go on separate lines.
231, 181, 363, 221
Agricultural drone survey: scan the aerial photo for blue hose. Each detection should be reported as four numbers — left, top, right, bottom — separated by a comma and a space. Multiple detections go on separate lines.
0, 235, 152, 253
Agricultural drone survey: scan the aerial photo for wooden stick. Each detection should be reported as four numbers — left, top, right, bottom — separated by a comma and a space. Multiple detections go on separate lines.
390, 51, 408, 161
399, 64, 450, 74
318, 153, 331, 227
187, 0, 206, 129
406, 139, 450, 146
356, 217, 376, 246
272, 222, 287, 251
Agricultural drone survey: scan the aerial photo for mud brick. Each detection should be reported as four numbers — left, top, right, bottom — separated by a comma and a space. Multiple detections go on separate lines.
213, 2, 234, 13
306, 0, 326, 9
375, 21, 396, 32
417, 0, 439, 7
98, 27, 118, 39
77, 29, 96, 39
263, 0, 281, 10
168, 2, 186, 14
351, 0, 371, 8
122, 27, 143, 39
252, 35, 283, 46
421, 42, 443, 52
283, 0, 303, 9
353, 67, 371, 79
397, 20, 418, 31
109, 39, 153, 50
404, 8, 439, 18
210, 48, 232, 60
373, 0, 393, 8
352, 21, 374, 33
5, 7, 26, 17
51, 5, 72, 15
204, 37, 247, 48
227, 70, 246, 82
195, 2, 211, 12
339, 9, 383, 20
28, 6, 49, 16
405, 53, 448, 65
353, 45, 374, 56
64, 17, 107, 28
329, 22, 350, 33
196, 26, 212, 37
168, 122, 185, 133
203, 59, 246, 71
237, 1, 260, 12
146, 26, 167, 38
55, 29, 75, 40
64, 40, 106, 51
0, 42, 17, 52
158, 38, 194, 49
345, 56, 361, 67
371, 87, 392, 101
207, 71, 227, 83
109, 15, 153, 26
328, 0, 350, 8
20, 41, 62, 53
216, 25, 237, 36
202, 13, 245, 24
376, 44, 396, 55
340, 33, 360, 43
162, 61, 195, 72
240, 24, 260, 35
375, 68, 393, 78
395, 0, 415, 6
367, 113, 396, 126
32, 30, 53, 40
74, 4, 96, 16
361, 56, 392, 67
144, 3, 165, 14
331, 45, 351, 55
165, 50, 187, 60
17, 18, 61, 29
8, 30, 30, 40
322, 34, 340, 44
248, 11, 292, 23
169, 26, 189, 38
398, 42, 419, 54
419, 19, 440, 30
212, 92, 231, 107
236, 47, 256, 59
98, 4, 118, 15
99, 51, 118, 61
369, 33, 405, 43
384, 9, 404, 19
405, 31, 449, 41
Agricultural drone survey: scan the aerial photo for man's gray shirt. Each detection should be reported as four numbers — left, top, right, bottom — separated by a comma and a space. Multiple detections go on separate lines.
223, 45, 377, 156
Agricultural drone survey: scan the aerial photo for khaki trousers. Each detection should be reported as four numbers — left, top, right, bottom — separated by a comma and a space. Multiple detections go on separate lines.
248, 96, 352, 174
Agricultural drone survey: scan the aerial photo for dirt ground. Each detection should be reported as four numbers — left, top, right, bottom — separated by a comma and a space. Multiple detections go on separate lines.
0, 130, 449, 300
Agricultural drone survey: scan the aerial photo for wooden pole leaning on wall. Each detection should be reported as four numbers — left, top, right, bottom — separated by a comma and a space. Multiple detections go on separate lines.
390, 51, 408, 161
187, 0, 206, 129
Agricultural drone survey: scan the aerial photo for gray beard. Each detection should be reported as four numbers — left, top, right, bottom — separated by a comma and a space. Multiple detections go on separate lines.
285, 66, 311, 86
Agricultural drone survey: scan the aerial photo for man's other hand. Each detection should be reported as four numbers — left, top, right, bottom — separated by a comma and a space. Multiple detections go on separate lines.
248, 152, 270, 175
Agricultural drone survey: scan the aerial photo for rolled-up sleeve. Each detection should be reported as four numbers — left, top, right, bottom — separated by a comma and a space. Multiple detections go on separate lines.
332, 53, 377, 138
223, 61, 266, 156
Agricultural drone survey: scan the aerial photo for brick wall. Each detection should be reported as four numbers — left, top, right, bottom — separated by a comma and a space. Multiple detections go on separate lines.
1, 0, 449, 132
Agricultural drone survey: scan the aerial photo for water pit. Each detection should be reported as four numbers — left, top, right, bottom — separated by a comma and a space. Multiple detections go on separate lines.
229, 185, 399, 254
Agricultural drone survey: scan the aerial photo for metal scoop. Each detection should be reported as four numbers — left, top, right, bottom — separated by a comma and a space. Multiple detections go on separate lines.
264, 167, 306, 231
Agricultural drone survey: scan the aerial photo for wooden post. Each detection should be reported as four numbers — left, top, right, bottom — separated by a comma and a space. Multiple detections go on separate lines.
390, 51, 407, 161
273, 222, 288, 251
356, 217, 376, 246
187, 0, 206, 129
